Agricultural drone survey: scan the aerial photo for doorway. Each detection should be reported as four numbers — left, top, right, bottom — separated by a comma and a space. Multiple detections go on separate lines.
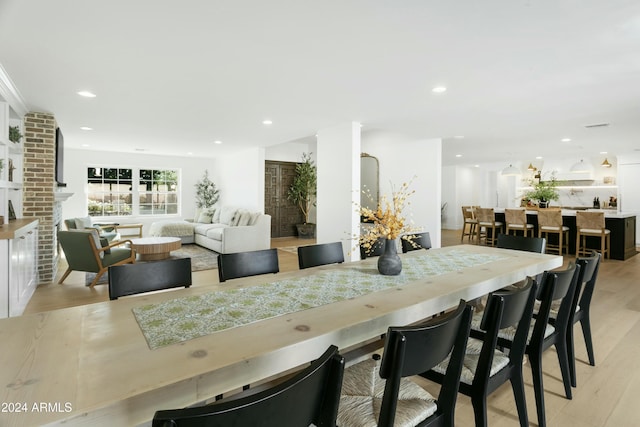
265, 161, 303, 238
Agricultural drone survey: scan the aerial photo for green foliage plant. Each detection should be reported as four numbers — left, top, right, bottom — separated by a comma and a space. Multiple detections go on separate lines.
9, 126, 22, 143
523, 173, 559, 205
195, 170, 220, 209
287, 153, 317, 224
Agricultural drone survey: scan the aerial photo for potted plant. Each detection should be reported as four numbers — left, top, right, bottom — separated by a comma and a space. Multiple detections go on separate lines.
195, 170, 220, 211
9, 126, 22, 143
288, 153, 317, 238
523, 173, 559, 208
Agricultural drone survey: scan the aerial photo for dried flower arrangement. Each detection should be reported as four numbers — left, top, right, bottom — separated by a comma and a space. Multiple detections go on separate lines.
358, 178, 421, 255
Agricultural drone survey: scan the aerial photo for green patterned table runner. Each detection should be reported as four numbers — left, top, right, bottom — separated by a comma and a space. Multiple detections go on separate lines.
133, 249, 505, 349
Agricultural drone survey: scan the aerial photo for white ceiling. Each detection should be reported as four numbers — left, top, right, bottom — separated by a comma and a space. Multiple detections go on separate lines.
1, 0, 639, 166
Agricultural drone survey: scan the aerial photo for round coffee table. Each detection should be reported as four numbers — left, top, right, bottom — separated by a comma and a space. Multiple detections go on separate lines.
130, 237, 182, 261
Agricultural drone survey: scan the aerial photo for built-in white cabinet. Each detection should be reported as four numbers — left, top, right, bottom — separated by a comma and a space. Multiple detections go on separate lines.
0, 101, 24, 224
0, 219, 38, 317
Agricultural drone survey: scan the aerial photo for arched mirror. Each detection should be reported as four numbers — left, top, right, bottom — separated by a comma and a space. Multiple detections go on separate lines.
360, 153, 379, 218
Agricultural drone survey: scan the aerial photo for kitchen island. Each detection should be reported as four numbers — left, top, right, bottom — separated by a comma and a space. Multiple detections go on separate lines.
495, 208, 636, 260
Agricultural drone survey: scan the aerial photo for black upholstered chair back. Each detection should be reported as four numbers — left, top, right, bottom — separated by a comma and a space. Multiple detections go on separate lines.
152, 345, 345, 427
217, 248, 279, 282
378, 301, 473, 426
400, 232, 432, 253
108, 258, 192, 300
360, 237, 385, 259
297, 241, 344, 269
497, 233, 547, 254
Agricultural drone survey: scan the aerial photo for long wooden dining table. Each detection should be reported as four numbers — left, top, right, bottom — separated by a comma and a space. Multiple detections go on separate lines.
0, 244, 562, 426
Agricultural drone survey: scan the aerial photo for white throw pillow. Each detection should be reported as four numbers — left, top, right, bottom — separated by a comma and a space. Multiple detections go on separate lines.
237, 211, 252, 226
219, 206, 237, 225
248, 212, 261, 225
74, 216, 93, 229
197, 212, 212, 224
211, 205, 221, 223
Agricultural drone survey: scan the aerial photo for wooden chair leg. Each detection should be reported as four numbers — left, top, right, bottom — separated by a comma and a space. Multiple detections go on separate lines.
89, 268, 108, 287
58, 267, 73, 284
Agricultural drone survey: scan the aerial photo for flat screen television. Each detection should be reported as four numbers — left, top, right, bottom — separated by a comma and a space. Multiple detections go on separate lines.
55, 127, 66, 187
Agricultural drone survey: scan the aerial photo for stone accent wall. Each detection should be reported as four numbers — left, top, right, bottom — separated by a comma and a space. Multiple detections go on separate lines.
23, 112, 57, 283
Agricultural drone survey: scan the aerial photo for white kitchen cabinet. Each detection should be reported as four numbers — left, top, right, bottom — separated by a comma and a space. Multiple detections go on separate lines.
0, 219, 38, 317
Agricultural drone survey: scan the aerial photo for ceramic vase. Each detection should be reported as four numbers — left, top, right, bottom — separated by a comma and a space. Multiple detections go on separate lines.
377, 239, 402, 275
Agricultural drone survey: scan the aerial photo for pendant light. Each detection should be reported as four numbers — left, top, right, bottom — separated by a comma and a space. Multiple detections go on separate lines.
601, 158, 612, 168
570, 159, 592, 173
501, 164, 521, 176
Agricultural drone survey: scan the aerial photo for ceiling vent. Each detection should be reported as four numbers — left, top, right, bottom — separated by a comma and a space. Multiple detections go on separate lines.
584, 123, 610, 128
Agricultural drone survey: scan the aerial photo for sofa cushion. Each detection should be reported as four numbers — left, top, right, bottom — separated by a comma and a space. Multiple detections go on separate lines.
206, 227, 225, 241
194, 223, 226, 236
219, 206, 237, 225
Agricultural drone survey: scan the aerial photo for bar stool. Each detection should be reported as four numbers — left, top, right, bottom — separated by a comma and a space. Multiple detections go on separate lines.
576, 211, 610, 259
475, 207, 503, 246
460, 205, 478, 242
537, 208, 569, 255
505, 208, 534, 237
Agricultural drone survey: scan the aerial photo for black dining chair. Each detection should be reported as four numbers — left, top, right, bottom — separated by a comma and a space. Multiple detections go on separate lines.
338, 301, 473, 427
152, 345, 345, 427
491, 263, 581, 427
566, 250, 601, 386
497, 233, 547, 254
423, 279, 537, 427
360, 237, 386, 259
401, 231, 432, 253
217, 248, 279, 282
108, 257, 192, 300
297, 241, 344, 269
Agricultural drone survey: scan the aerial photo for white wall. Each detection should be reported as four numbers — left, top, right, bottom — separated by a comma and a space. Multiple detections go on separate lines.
361, 130, 442, 248
62, 148, 225, 234
215, 147, 266, 211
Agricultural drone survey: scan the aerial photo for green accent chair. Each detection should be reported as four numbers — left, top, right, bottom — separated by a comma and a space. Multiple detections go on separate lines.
58, 230, 135, 287
64, 217, 120, 243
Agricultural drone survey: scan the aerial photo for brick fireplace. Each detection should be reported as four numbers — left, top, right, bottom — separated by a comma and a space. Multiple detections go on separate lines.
23, 112, 58, 283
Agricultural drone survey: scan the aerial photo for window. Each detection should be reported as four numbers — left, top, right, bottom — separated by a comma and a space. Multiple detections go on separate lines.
87, 167, 180, 217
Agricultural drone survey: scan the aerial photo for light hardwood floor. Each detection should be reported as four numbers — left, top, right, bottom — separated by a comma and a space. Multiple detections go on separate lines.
24, 231, 640, 426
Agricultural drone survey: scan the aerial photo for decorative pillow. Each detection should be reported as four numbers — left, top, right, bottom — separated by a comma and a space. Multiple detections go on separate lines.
74, 216, 93, 229
231, 209, 248, 226
248, 212, 261, 225
211, 205, 221, 223
219, 206, 237, 225
236, 211, 252, 226
197, 212, 212, 224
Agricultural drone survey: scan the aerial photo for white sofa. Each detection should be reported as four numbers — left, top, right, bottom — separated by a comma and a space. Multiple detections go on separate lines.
149, 206, 271, 254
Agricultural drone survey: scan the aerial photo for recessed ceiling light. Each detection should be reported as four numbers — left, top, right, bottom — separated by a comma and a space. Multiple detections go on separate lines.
453, 135, 464, 139
262, 120, 273, 125
474, 164, 480, 168
432, 86, 447, 93
600, 151, 608, 154
536, 156, 543, 159
213, 140, 222, 144
134, 148, 146, 152
455, 154, 462, 158
187, 152, 193, 156
561, 138, 571, 142
77, 91, 96, 98
81, 144, 90, 147
80, 126, 93, 131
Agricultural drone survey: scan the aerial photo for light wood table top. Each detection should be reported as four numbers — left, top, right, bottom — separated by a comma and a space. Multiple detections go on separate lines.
0, 244, 562, 426
130, 236, 182, 261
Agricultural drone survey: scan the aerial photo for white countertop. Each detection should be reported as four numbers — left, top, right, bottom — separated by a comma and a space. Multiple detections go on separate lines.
494, 208, 635, 219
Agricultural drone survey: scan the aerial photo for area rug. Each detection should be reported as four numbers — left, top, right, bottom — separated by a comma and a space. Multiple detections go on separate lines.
85, 244, 218, 285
